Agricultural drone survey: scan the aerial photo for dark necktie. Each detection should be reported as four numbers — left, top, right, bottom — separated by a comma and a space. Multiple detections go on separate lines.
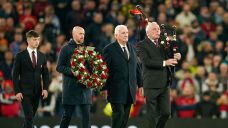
123, 47, 128, 59
32, 51, 36, 68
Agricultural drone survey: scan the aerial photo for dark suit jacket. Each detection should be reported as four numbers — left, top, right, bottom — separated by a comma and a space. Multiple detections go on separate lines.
56, 39, 92, 105
13, 49, 49, 95
136, 38, 172, 89
103, 42, 142, 104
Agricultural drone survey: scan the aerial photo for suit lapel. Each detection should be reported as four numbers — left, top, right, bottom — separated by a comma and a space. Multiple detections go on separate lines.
25, 50, 34, 70
36, 51, 42, 70
146, 38, 155, 47
114, 42, 128, 61
127, 43, 132, 61
146, 38, 161, 52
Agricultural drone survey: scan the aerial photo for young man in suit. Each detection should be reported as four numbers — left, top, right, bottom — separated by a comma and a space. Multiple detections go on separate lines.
57, 26, 92, 128
136, 22, 181, 128
13, 30, 49, 128
102, 25, 143, 128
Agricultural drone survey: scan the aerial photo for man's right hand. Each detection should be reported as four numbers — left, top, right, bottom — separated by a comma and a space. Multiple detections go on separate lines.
139, 87, 144, 97
15, 93, 23, 101
165, 59, 178, 66
101, 90, 108, 99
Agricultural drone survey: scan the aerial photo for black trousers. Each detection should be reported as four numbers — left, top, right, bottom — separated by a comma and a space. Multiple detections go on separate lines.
110, 103, 132, 128
59, 104, 91, 128
21, 93, 40, 128
144, 87, 170, 128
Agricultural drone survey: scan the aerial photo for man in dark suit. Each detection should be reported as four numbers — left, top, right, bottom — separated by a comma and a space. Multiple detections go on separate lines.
102, 25, 143, 128
136, 22, 181, 128
57, 26, 92, 128
13, 30, 49, 128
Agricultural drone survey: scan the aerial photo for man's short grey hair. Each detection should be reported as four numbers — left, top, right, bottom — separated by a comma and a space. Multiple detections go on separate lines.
72, 26, 84, 34
114, 25, 127, 35
145, 22, 158, 35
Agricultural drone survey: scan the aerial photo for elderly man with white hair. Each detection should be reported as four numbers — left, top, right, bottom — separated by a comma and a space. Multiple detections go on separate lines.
102, 25, 143, 128
136, 22, 181, 128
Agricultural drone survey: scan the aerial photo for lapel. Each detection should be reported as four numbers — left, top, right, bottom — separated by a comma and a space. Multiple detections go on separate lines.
146, 38, 163, 54
35, 51, 42, 70
127, 43, 132, 61
146, 38, 157, 50
114, 42, 128, 61
25, 50, 34, 70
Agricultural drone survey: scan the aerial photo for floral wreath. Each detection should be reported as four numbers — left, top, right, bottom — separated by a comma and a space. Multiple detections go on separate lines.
70, 47, 108, 89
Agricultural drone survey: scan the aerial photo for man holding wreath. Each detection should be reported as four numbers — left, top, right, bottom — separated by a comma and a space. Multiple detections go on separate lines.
56, 26, 91, 128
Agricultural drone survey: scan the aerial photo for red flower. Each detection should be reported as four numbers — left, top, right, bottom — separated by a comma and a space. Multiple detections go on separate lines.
79, 67, 85, 72
97, 82, 101, 86
82, 50, 86, 55
104, 68, 108, 73
93, 74, 98, 78
97, 65, 102, 70
74, 50, 79, 54
87, 82, 92, 87
88, 51, 93, 55
78, 58, 83, 62
96, 55, 102, 59
86, 75, 90, 79
101, 73, 107, 79
102, 62, 106, 65
93, 78, 97, 83
77, 74, 82, 80
71, 61, 76, 67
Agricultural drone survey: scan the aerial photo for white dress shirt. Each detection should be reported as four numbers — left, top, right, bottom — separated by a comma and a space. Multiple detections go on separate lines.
118, 43, 129, 59
27, 47, 38, 63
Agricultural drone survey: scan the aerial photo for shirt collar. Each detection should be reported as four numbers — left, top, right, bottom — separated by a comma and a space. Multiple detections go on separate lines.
148, 37, 156, 43
148, 37, 160, 46
118, 42, 127, 49
27, 47, 37, 54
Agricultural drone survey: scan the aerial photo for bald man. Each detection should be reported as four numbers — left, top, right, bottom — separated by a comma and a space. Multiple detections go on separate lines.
136, 22, 181, 128
56, 26, 92, 128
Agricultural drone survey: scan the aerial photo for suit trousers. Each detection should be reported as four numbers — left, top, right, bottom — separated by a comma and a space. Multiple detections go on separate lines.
60, 104, 91, 128
110, 103, 132, 128
144, 87, 170, 128
21, 93, 40, 128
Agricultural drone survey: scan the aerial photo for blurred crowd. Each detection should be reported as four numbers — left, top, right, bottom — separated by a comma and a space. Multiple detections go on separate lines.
0, 0, 228, 119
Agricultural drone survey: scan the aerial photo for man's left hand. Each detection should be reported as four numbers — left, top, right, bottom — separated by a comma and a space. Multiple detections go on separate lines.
139, 87, 144, 97
101, 90, 108, 99
174, 53, 181, 60
42, 90, 48, 99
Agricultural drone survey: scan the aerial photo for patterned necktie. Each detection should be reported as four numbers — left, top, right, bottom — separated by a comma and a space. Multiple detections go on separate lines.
154, 40, 159, 48
32, 51, 36, 68
123, 47, 128, 59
